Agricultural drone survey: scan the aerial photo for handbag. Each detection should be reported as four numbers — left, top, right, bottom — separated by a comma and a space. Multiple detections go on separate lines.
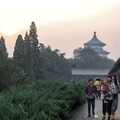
87, 95, 95, 100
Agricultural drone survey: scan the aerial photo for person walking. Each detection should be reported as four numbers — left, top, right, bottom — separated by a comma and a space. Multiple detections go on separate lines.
101, 76, 113, 120
110, 75, 119, 120
94, 78, 101, 99
85, 79, 97, 117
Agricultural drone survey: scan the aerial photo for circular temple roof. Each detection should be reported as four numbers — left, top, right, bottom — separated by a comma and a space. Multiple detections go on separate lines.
94, 48, 110, 55
84, 32, 106, 47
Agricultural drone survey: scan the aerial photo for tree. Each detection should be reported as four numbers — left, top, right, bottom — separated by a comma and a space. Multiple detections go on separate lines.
70, 47, 114, 69
29, 22, 44, 80
0, 36, 28, 91
0, 36, 8, 63
13, 22, 44, 81
13, 22, 71, 81
23, 32, 35, 81
13, 35, 24, 66
39, 44, 71, 80
0, 58, 29, 91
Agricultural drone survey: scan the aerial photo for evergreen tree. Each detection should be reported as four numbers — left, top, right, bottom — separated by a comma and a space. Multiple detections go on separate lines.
13, 35, 24, 66
29, 22, 43, 80
13, 33, 35, 81
13, 22, 71, 81
0, 36, 8, 63
0, 36, 28, 91
24, 32, 35, 81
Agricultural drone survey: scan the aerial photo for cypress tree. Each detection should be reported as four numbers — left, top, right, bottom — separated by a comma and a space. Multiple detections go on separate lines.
13, 35, 24, 67
24, 32, 35, 81
29, 22, 43, 80
0, 36, 8, 62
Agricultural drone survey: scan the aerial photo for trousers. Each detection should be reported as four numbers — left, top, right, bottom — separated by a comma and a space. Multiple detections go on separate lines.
87, 99, 95, 115
111, 95, 118, 117
102, 99, 113, 120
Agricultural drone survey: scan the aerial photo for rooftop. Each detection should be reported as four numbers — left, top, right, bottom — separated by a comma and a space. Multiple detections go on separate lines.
94, 48, 110, 55
84, 32, 106, 47
72, 68, 110, 76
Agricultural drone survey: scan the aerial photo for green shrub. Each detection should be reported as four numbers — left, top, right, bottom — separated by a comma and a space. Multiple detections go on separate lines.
0, 80, 86, 120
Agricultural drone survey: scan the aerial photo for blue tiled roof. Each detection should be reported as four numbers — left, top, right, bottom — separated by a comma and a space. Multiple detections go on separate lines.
94, 48, 110, 55
84, 32, 106, 47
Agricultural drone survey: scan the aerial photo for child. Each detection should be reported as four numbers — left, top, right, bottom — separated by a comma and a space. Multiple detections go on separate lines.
101, 79, 110, 100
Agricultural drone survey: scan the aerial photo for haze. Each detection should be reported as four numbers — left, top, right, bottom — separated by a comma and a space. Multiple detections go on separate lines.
0, 0, 120, 61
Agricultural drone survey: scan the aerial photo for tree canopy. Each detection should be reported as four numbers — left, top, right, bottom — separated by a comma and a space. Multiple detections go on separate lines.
0, 21, 115, 91
69, 47, 114, 69
13, 22, 71, 82
0, 22, 71, 91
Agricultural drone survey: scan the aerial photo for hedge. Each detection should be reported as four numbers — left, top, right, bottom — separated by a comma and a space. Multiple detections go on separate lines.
0, 80, 86, 120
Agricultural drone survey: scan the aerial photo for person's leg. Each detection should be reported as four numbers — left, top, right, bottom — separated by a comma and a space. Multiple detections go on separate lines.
108, 100, 113, 120
99, 90, 101, 99
87, 99, 91, 116
111, 99, 115, 117
91, 99, 95, 115
111, 97, 118, 118
96, 91, 98, 98
98, 90, 101, 99
102, 100, 107, 119
114, 98, 118, 113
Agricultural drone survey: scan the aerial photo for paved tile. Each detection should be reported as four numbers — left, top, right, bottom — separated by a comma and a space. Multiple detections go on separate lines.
70, 95, 120, 120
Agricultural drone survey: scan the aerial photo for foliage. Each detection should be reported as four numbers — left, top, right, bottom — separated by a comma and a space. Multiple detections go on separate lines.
39, 44, 72, 80
0, 36, 29, 91
0, 80, 86, 120
13, 22, 71, 81
69, 47, 114, 69
0, 59, 29, 91
0, 36, 8, 63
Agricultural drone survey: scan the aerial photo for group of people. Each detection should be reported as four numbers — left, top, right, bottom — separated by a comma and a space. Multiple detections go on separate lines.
85, 75, 120, 120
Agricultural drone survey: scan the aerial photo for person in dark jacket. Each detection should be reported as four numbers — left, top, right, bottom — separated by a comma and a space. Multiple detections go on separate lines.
85, 79, 97, 117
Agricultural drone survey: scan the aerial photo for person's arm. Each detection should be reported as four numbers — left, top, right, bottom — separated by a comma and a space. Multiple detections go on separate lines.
92, 86, 97, 96
85, 85, 88, 97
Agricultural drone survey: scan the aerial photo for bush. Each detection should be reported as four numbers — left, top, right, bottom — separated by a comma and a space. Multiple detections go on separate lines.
0, 80, 86, 120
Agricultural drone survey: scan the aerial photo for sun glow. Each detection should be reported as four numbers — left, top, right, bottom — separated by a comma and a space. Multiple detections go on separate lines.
0, 0, 117, 35
1, 24, 19, 36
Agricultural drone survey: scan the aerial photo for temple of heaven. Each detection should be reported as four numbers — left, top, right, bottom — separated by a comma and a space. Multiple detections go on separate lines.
84, 32, 110, 58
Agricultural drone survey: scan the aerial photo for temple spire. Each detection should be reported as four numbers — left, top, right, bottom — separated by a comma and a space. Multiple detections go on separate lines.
93, 31, 96, 37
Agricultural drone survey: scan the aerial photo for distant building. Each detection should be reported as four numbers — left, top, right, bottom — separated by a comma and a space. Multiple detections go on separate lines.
72, 68, 110, 80
84, 32, 110, 58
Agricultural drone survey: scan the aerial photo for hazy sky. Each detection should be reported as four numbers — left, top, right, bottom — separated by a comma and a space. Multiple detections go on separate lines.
0, 0, 120, 61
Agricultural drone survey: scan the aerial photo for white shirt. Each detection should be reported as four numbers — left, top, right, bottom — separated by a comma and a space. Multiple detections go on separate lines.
111, 82, 117, 94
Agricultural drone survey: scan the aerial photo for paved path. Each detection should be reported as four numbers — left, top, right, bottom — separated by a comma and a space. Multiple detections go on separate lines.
70, 95, 120, 120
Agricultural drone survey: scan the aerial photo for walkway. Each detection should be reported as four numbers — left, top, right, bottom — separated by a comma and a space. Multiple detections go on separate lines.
70, 95, 120, 120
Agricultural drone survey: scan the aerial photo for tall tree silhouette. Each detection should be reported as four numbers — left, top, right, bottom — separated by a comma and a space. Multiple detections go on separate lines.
24, 32, 35, 81
13, 35, 24, 66
29, 21, 43, 80
0, 36, 8, 63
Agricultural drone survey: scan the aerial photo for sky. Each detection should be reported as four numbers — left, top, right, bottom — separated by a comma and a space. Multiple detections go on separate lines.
0, 0, 120, 61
